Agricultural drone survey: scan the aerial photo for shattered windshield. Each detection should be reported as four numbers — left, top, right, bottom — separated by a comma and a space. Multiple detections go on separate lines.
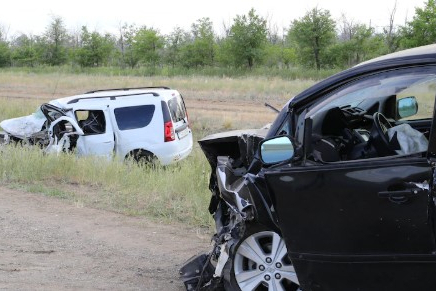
33, 107, 46, 120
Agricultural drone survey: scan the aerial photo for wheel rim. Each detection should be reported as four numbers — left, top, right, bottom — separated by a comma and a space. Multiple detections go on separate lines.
234, 231, 299, 291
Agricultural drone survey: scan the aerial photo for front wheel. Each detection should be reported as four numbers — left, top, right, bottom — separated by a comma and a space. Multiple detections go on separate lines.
229, 228, 299, 291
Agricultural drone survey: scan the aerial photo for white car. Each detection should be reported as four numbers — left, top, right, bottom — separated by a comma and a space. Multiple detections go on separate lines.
0, 86, 193, 165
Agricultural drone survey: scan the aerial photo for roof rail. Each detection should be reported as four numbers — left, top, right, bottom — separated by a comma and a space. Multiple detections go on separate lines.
85, 86, 171, 94
67, 92, 159, 104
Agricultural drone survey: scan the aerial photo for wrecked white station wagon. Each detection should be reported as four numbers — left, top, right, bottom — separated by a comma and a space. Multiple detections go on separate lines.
0, 86, 193, 165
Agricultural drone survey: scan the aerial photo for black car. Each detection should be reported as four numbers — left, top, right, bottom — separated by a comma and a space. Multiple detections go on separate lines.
181, 44, 436, 291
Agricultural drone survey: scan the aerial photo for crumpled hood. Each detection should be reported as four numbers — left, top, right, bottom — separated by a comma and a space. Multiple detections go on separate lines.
198, 127, 269, 170
0, 114, 46, 139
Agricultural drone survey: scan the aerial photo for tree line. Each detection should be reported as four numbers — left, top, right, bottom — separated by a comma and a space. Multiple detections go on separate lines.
0, 1, 435, 72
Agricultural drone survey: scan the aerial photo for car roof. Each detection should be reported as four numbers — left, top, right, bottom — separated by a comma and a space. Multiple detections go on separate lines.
356, 44, 436, 67
51, 87, 181, 108
289, 44, 436, 109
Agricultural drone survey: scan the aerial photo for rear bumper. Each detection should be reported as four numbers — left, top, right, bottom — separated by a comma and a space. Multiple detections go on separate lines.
150, 129, 193, 165
157, 138, 193, 165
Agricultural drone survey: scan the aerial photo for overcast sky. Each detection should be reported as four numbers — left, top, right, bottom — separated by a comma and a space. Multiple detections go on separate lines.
0, 0, 427, 37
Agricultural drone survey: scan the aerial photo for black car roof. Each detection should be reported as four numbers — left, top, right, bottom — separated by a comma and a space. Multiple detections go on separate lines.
289, 44, 436, 109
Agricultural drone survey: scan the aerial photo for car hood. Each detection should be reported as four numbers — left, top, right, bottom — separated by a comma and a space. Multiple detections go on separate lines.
0, 114, 46, 139
198, 127, 268, 170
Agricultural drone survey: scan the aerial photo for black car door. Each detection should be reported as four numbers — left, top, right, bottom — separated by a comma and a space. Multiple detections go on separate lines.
264, 156, 436, 290
262, 64, 436, 291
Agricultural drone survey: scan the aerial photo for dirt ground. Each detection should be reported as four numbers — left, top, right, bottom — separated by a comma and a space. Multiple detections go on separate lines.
0, 186, 211, 290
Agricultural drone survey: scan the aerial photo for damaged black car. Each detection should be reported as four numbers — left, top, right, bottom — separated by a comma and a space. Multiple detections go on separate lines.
181, 44, 436, 291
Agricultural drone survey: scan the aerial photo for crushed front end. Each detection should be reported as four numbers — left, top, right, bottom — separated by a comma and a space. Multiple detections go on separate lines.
180, 128, 297, 290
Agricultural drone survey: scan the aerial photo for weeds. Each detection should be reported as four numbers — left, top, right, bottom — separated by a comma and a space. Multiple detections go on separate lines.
0, 144, 213, 227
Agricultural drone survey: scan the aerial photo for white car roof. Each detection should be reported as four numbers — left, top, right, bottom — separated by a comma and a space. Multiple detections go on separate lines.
50, 87, 181, 109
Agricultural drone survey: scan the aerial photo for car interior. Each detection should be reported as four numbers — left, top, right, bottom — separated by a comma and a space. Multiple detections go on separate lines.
305, 72, 436, 163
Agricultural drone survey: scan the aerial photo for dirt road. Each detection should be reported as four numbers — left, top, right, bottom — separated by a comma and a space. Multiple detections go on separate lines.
0, 186, 210, 290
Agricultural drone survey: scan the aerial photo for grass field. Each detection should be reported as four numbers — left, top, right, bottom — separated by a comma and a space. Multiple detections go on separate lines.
0, 71, 316, 227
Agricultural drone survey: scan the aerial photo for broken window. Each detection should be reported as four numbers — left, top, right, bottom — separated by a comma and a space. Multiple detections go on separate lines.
75, 110, 106, 135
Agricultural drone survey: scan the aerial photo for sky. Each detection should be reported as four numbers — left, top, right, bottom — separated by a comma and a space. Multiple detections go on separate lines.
0, 0, 428, 38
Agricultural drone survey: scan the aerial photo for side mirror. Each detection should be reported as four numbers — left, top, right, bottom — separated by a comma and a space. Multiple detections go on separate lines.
260, 136, 295, 164
397, 96, 418, 119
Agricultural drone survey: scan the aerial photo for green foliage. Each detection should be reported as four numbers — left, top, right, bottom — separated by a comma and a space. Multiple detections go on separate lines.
179, 18, 215, 68
0, 41, 11, 67
1, 2, 433, 73
332, 23, 384, 68
163, 27, 189, 67
228, 8, 268, 69
400, 0, 436, 48
10, 34, 43, 67
288, 7, 336, 70
42, 15, 68, 66
215, 37, 234, 67
75, 26, 115, 67
263, 43, 283, 68
118, 24, 139, 68
133, 26, 163, 67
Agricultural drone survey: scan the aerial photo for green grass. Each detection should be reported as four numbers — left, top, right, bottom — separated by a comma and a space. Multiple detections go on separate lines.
0, 144, 213, 227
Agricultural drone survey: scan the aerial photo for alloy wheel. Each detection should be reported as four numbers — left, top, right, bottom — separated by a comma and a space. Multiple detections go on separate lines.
234, 231, 299, 291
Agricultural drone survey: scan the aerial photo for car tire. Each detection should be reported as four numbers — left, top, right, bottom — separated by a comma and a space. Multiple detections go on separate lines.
132, 150, 157, 166
226, 225, 300, 291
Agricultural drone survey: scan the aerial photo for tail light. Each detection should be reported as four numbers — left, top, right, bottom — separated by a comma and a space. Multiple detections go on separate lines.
164, 121, 175, 142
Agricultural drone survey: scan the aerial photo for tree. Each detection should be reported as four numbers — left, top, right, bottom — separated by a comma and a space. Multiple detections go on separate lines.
0, 41, 11, 67
180, 18, 215, 68
288, 7, 336, 70
76, 26, 115, 67
228, 8, 268, 69
42, 15, 68, 66
383, 1, 401, 53
0, 25, 11, 67
400, 0, 436, 48
132, 26, 163, 67
118, 23, 139, 68
10, 34, 42, 67
164, 27, 189, 67
333, 16, 378, 67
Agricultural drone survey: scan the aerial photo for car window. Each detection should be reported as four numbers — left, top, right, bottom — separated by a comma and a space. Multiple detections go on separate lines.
308, 67, 436, 120
75, 110, 106, 135
396, 75, 436, 120
114, 105, 155, 130
167, 96, 186, 122
304, 66, 436, 162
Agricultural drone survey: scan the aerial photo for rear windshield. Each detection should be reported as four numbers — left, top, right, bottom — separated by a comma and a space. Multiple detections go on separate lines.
167, 96, 186, 122
114, 105, 155, 130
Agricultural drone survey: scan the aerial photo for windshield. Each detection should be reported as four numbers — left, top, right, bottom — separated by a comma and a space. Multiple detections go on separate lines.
33, 107, 46, 119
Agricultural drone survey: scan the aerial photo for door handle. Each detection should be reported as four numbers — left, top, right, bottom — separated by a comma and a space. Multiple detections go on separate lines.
378, 188, 423, 204
378, 188, 421, 198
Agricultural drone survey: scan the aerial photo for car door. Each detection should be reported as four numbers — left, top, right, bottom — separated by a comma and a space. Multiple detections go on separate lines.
75, 106, 115, 157
262, 69, 436, 290
264, 156, 436, 290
